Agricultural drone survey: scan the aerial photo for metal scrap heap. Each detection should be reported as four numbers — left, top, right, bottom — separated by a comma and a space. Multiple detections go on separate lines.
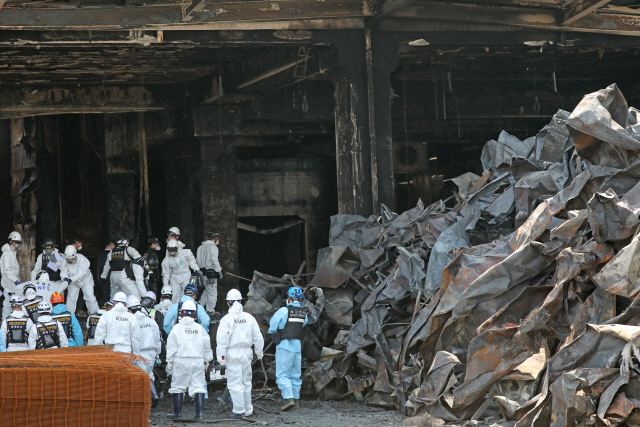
246, 83, 640, 426
0, 346, 151, 427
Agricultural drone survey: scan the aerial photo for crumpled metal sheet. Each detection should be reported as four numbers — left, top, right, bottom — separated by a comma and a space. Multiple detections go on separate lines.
310, 246, 359, 288
588, 189, 640, 243
481, 130, 536, 171
593, 233, 640, 298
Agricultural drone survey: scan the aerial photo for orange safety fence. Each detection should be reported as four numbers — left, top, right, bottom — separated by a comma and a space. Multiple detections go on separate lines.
0, 346, 150, 427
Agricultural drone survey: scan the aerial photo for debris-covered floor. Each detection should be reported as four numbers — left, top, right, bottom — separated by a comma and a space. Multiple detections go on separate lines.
223, 83, 640, 427
150, 391, 404, 426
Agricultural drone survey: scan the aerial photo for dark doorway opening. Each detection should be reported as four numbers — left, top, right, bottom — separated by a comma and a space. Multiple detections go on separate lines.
237, 215, 305, 294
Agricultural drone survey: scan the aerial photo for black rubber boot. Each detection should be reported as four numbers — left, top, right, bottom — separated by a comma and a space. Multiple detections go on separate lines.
151, 380, 159, 408
194, 393, 205, 419
167, 393, 183, 419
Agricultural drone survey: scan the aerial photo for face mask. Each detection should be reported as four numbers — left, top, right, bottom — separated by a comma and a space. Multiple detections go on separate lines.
155, 245, 161, 251
169, 251, 177, 257
44, 249, 53, 257
214, 240, 219, 246
67, 258, 76, 265
77, 246, 82, 251
12, 244, 19, 251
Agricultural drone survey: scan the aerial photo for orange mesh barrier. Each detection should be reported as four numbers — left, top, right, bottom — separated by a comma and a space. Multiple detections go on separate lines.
0, 346, 150, 427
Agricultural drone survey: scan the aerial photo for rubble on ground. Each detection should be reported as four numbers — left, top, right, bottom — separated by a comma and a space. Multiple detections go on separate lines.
245, 83, 640, 426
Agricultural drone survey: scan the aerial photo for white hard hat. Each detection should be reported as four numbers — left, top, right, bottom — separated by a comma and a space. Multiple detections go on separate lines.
36, 271, 50, 282
168, 227, 180, 236
167, 239, 178, 250
10, 295, 23, 306
181, 299, 197, 311
113, 292, 127, 304
226, 289, 242, 301
37, 301, 52, 314
8, 231, 21, 242
64, 245, 77, 259
127, 295, 141, 308
145, 291, 157, 300
161, 285, 173, 296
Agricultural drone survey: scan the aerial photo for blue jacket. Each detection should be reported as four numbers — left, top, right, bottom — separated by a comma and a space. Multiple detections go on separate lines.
268, 301, 308, 353
163, 295, 210, 335
51, 304, 84, 347
0, 331, 5, 352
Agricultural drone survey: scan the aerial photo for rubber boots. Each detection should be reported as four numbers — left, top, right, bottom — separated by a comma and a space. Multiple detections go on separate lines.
150, 380, 159, 408
167, 393, 184, 419
194, 393, 205, 420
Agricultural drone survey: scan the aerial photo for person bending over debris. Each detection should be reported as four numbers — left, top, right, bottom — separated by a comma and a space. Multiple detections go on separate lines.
269, 286, 308, 411
217, 289, 264, 419
93, 291, 139, 353
64, 245, 99, 315
2, 295, 32, 351
166, 299, 213, 420
28, 301, 68, 350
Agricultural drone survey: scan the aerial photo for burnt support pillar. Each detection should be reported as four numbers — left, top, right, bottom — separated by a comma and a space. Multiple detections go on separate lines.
36, 116, 61, 246
333, 30, 398, 215
369, 31, 399, 211
192, 139, 239, 308
334, 31, 373, 216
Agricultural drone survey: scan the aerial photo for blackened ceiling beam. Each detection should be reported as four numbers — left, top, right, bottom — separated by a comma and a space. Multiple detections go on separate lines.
0, 1, 371, 30
183, 0, 208, 22
390, 2, 640, 36
562, 0, 612, 26
0, 85, 183, 119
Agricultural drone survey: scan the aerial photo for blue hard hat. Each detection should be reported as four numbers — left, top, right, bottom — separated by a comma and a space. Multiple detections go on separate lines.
287, 286, 303, 299
184, 284, 198, 296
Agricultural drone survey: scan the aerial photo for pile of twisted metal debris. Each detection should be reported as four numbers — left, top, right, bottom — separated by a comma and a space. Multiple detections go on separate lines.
246, 83, 640, 426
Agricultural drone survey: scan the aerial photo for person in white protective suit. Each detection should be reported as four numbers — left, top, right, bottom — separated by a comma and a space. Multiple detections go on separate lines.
162, 239, 200, 303
155, 286, 174, 315
100, 236, 142, 299
129, 295, 162, 408
166, 299, 213, 420
1, 231, 22, 319
93, 291, 139, 353
63, 245, 99, 315
2, 295, 33, 351
22, 273, 69, 321
31, 238, 69, 283
28, 301, 68, 350
196, 230, 223, 313
217, 289, 264, 419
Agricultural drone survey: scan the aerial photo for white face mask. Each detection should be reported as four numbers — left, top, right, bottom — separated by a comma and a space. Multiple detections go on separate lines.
155, 245, 161, 251
11, 244, 19, 251
77, 245, 82, 251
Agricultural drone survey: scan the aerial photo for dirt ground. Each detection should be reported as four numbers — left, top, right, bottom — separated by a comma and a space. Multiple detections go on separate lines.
150, 389, 405, 427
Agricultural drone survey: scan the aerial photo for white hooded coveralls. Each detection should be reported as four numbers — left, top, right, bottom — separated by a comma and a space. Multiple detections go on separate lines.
93, 302, 139, 353
2, 310, 33, 351
196, 240, 222, 312
216, 302, 264, 416
162, 247, 199, 303
66, 253, 99, 314
100, 246, 142, 299
1, 243, 21, 318
166, 316, 213, 397
27, 315, 69, 350
31, 250, 69, 282
132, 310, 162, 380
154, 298, 173, 315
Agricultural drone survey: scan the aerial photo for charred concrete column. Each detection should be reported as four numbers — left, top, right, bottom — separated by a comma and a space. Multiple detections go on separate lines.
334, 31, 373, 216
103, 114, 137, 241
36, 116, 61, 246
164, 139, 197, 248
369, 31, 399, 211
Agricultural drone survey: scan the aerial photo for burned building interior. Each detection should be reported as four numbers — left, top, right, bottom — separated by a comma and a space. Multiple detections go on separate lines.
8, 0, 640, 423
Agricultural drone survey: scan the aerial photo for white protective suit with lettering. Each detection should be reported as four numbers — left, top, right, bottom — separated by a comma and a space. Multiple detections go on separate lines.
216, 302, 264, 416
166, 316, 213, 397
93, 302, 139, 353
132, 310, 162, 380
1, 243, 21, 318
66, 253, 99, 314
161, 247, 199, 303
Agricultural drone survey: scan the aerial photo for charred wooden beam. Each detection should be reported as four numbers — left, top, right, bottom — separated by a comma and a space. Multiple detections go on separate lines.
391, 2, 640, 36
562, 0, 612, 26
183, 0, 208, 22
0, 2, 370, 30
0, 86, 174, 119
